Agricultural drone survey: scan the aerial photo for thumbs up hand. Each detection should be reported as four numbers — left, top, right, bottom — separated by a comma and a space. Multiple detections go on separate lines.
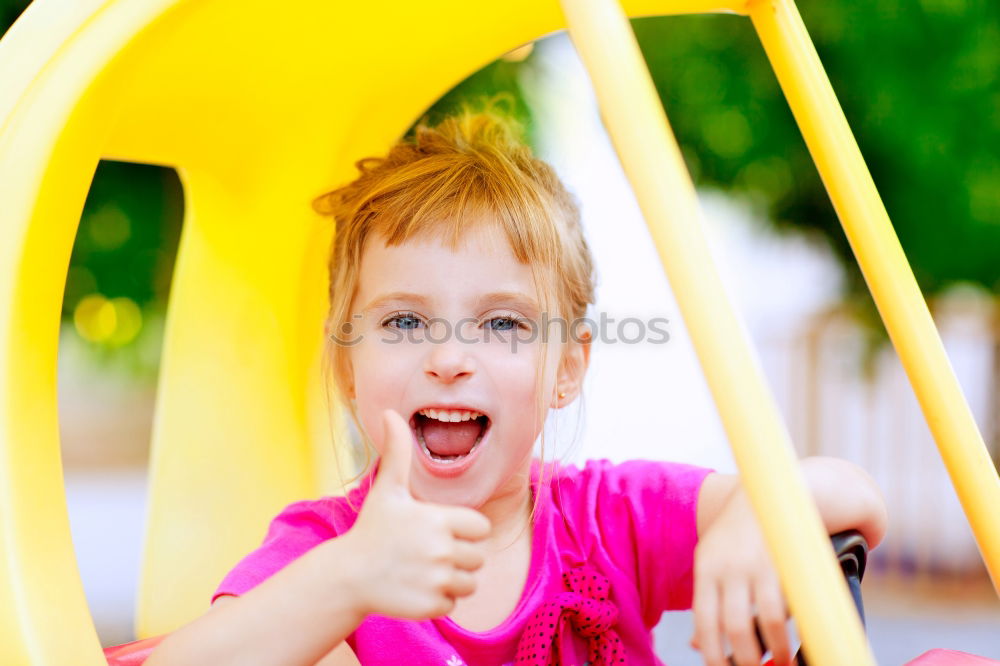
341, 409, 493, 621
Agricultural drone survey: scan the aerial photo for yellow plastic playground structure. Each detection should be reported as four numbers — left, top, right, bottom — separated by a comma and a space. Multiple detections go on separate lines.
1, 0, 998, 664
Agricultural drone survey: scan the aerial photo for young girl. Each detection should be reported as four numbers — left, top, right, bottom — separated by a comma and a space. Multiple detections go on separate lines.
145, 104, 888, 666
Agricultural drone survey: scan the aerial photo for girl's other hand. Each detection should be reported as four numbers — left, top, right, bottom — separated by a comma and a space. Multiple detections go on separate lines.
690, 489, 793, 666
340, 409, 492, 621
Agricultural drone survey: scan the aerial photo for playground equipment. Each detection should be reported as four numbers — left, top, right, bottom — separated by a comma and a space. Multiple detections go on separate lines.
2, 0, 998, 664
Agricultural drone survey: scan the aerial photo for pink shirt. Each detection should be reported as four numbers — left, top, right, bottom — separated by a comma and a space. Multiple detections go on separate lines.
214, 457, 716, 665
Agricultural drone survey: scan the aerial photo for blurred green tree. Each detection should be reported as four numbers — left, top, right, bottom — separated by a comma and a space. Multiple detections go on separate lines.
633, 3, 1000, 301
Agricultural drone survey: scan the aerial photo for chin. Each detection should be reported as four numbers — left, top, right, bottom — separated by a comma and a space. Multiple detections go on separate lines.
411, 477, 489, 509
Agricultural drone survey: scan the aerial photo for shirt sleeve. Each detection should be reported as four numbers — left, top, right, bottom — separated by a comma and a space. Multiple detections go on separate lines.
211, 499, 341, 604
587, 458, 716, 625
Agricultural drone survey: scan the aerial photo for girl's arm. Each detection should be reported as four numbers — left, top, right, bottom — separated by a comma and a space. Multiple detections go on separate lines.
690, 455, 889, 666
145, 534, 367, 666
212, 597, 362, 666
696, 455, 888, 548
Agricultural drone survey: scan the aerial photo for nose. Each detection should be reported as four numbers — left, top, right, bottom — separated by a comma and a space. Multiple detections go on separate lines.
422, 327, 475, 383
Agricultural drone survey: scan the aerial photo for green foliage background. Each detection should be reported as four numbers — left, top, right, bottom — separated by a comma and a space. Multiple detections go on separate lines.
634, 3, 1000, 299
2, 0, 997, 380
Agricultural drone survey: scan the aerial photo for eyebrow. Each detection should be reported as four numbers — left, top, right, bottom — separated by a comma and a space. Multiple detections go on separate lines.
361, 291, 541, 315
361, 292, 431, 314
480, 291, 541, 314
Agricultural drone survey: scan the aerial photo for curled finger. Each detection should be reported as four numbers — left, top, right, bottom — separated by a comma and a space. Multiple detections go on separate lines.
722, 581, 761, 666
451, 540, 486, 572
445, 506, 492, 542
753, 576, 792, 666
692, 575, 726, 666
443, 569, 477, 599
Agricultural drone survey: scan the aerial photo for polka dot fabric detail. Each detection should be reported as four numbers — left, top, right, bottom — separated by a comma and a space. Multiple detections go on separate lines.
514, 565, 626, 665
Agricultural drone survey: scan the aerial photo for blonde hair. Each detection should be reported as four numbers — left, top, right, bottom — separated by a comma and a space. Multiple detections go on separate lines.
312, 98, 596, 523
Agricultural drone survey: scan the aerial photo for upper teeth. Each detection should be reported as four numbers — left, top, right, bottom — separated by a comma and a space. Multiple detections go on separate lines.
418, 408, 484, 422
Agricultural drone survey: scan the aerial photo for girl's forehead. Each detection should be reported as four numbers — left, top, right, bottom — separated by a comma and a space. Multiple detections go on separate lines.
359, 225, 521, 283
362, 221, 509, 258
355, 227, 556, 313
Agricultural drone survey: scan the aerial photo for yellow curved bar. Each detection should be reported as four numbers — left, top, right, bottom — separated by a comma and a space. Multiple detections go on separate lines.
1, 1, 183, 662
749, 0, 1000, 596
0, 0, 743, 663
560, 1, 876, 665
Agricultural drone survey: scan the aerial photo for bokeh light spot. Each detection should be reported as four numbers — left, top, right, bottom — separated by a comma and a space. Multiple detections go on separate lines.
87, 203, 132, 251
74, 295, 116, 343
108, 297, 143, 347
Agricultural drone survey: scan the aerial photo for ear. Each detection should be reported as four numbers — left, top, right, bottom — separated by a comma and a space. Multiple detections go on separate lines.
551, 322, 591, 408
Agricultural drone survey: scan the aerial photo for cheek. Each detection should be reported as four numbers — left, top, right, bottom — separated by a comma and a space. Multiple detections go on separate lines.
493, 360, 551, 448
349, 343, 421, 431
352, 335, 421, 382
484, 344, 554, 407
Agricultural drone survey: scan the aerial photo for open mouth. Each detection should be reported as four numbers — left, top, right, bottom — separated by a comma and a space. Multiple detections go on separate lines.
409, 408, 491, 465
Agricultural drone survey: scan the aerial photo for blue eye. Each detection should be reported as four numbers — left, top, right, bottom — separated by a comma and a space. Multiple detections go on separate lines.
383, 312, 423, 330
486, 316, 526, 331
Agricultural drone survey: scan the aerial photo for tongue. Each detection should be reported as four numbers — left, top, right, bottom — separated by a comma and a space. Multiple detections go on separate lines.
421, 418, 483, 457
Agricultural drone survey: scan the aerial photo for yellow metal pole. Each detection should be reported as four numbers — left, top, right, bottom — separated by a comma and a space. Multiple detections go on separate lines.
559, 1, 876, 664
749, 0, 1000, 597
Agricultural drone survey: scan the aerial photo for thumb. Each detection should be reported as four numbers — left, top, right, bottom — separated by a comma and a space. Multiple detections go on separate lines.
374, 409, 414, 494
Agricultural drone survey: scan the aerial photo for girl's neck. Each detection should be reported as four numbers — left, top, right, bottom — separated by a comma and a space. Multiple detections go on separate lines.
477, 462, 536, 554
